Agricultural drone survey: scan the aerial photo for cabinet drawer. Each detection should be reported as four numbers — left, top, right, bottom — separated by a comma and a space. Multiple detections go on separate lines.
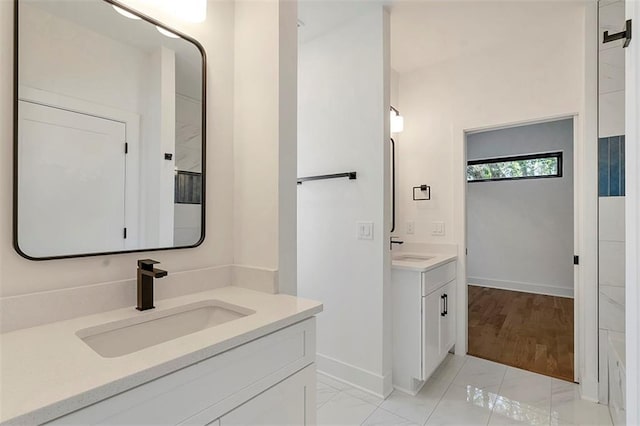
218, 365, 315, 426
422, 261, 456, 296
47, 318, 316, 426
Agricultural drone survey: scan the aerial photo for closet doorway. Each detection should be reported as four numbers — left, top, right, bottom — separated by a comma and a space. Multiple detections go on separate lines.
465, 118, 575, 381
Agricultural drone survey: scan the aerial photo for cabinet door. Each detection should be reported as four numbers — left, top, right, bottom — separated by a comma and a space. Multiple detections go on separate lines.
392, 268, 423, 385
219, 365, 315, 426
440, 280, 456, 355
421, 291, 443, 380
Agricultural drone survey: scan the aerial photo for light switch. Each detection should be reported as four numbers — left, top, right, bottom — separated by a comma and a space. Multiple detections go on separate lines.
406, 221, 415, 234
357, 221, 374, 240
432, 221, 445, 236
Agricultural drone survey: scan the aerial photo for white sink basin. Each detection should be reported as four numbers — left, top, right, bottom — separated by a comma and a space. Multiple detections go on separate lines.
393, 254, 435, 262
77, 300, 255, 358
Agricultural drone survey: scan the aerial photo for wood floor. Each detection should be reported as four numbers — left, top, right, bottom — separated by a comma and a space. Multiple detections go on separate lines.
467, 285, 574, 382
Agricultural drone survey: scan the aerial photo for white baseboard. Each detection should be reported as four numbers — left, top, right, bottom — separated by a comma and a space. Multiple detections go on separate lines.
468, 277, 574, 298
392, 380, 426, 397
580, 376, 600, 403
316, 353, 392, 398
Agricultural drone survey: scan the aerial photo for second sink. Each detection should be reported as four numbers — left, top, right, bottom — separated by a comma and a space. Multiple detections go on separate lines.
393, 254, 435, 262
77, 300, 255, 358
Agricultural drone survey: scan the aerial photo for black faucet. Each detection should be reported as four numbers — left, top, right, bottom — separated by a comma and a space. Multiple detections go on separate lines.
390, 236, 404, 250
136, 259, 168, 311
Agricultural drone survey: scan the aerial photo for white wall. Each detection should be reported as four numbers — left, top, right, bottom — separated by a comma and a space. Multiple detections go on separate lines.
599, 1, 626, 139
277, 0, 299, 296
598, 197, 626, 401
0, 0, 235, 297
297, 5, 391, 397
467, 119, 574, 298
391, 1, 598, 397
174, 94, 203, 247
597, 0, 627, 403
176, 94, 203, 173
18, 3, 146, 114
174, 204, 202, 246
140, 46, 177, 248
624, 0, 640, 421
233, 0, 298, 295
393, 5, 584, 248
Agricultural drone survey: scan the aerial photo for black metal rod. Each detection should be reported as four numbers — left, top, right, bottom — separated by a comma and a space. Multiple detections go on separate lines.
297, 172, 357, 184
391, 138, 396, 233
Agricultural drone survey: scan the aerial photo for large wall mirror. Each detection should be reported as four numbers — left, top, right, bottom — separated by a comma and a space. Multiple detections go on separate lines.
14, 0, 206, 260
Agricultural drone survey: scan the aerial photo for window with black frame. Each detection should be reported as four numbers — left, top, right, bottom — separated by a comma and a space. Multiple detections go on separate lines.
175, 171, 203, 204
466, 152, 563, 183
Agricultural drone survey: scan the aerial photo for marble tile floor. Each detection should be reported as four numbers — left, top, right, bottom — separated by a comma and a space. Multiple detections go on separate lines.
317, 355, 613, 426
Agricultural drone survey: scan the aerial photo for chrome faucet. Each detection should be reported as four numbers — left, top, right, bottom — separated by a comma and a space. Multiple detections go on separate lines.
136, 259, 168, 311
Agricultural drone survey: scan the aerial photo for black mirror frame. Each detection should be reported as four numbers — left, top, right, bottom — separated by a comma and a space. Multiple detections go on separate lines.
13, 0, 207, 261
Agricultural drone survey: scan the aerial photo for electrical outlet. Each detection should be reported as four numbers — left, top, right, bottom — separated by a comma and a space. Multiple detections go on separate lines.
357, 221, 374, 240
432, 221, 445, 236
406, 221, 415, 234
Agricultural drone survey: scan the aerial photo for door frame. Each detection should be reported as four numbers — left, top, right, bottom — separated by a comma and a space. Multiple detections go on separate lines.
453, 3, 599, 399
462, 115, 579, 378
454, 110, 598, 398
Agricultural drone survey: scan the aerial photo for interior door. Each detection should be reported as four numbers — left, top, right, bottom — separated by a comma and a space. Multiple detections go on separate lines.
17, 101, 127, 257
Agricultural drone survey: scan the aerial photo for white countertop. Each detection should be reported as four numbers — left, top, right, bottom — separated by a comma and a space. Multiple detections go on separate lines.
391, 252, 457, 272
0, 286, 323, 425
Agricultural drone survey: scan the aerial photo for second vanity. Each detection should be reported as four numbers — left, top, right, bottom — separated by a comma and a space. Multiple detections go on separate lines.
391, 249, 458, 395
0, 286, 323, 425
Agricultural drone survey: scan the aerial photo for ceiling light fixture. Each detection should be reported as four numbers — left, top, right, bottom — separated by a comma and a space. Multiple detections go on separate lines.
112, 5, 141, 20
156, 25, 180, 39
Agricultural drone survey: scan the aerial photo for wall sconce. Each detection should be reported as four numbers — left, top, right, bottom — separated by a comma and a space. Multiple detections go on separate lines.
390, 106, 404, 135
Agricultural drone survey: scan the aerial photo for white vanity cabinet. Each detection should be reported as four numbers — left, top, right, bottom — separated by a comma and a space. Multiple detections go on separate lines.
392, 260, 457, 394
217, 365, 314, 426
46, 318, 317, 426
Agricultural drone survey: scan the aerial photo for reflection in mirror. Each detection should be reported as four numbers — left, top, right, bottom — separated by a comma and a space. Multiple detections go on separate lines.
15, 0, 206, 259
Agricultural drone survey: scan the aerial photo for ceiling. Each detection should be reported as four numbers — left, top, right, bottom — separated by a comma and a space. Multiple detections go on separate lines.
25, 0, 203, 99
390, 0, 586, 74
